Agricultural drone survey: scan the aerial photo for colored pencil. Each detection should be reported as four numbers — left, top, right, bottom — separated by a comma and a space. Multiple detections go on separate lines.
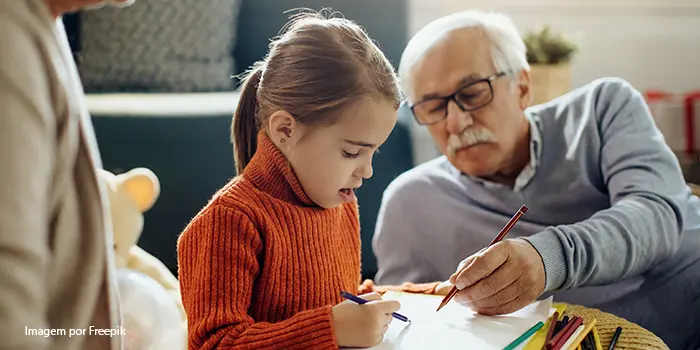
523, 311, 558, 350
546, 316, 583, 350
436, 205, 528, 311
545, 311, 560, 343
503, 321, 544, 350
583, 331, 596, 350
566, 318, 597, 350
608, 327, 622, 350
561, 325, 584, 350
554, 315, 569, 337
340, 291, 410, 323
553, 320, 563, 335
592, 326, 604, 350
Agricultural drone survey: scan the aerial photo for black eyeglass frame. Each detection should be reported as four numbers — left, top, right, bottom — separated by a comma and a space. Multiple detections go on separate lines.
408, 71, 508, 125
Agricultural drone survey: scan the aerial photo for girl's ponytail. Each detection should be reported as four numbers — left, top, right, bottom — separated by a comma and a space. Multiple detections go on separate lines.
232, 66, 264, 175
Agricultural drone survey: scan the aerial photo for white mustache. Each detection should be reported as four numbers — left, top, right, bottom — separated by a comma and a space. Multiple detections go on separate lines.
446, 128, 496, 156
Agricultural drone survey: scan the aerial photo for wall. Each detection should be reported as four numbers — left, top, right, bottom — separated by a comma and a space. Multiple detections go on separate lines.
407, 0, 700, 94
234, 0, 408, 76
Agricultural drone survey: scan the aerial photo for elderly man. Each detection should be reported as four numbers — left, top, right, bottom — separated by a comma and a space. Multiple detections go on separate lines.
373, 10, 700, 349
0, 1, 132, 349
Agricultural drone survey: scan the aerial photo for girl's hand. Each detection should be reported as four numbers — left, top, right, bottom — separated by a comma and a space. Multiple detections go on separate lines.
331, 292, 401, 348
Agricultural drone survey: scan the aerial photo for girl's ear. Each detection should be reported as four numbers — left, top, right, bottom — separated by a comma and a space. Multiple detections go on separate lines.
267, 110, 300, 147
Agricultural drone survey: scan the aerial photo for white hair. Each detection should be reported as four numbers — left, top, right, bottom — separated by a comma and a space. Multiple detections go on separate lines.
398, 10, 529, 96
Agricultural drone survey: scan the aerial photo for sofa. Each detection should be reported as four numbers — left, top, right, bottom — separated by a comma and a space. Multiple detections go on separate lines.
64, 0, 413, 280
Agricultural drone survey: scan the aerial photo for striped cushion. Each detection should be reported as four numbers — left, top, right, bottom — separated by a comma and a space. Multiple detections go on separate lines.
76, 0, 241, 93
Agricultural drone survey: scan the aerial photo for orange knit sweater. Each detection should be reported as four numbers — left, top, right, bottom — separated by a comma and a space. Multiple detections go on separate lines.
177, 132, 440, 349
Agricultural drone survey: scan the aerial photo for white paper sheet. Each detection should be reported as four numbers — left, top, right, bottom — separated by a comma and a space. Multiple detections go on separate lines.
348, 292, 553, 350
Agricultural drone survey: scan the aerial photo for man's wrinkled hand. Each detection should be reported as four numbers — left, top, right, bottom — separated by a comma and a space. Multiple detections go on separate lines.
448, 239, 545, 315
434, 280, 454, 295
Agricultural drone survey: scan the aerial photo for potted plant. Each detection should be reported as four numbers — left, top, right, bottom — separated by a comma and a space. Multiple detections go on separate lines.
523, 25, 578, 105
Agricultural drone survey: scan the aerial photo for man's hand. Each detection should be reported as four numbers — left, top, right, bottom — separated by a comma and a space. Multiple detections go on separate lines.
448, 239, 545, 315
434, 280, 454, 295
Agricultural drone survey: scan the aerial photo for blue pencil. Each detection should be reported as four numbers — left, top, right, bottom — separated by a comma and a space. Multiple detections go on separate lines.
339, 291, 410, 323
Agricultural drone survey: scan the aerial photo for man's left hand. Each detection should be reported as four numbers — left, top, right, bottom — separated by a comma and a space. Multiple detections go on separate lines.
448, 239, 546, 315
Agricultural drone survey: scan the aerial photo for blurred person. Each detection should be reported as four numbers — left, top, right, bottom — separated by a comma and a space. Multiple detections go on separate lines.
0, 0, 133, 349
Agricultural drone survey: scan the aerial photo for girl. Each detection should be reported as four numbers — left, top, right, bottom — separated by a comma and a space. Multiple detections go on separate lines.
177, 12, 448, 349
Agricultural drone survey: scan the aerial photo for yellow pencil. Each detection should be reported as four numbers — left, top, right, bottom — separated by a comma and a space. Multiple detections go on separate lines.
566, 318, 597, 350
522, 312, 555, 350
553, 303, 568, 315
592, 325, 604, 350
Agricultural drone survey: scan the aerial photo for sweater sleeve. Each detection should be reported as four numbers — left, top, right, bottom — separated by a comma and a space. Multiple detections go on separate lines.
0, 15, 55, 350
177, 205, 338, 349
525, 77, 686, 292
357, 279, 441, 295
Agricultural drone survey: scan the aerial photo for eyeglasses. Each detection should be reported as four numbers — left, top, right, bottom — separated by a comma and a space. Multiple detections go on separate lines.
409, 72, 507, 125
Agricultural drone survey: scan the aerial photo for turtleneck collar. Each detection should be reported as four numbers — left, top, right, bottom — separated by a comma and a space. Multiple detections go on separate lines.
243, 131, 316, 207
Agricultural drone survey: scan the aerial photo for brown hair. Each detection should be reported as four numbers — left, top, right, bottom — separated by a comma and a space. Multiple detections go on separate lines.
231, 10, 401, 175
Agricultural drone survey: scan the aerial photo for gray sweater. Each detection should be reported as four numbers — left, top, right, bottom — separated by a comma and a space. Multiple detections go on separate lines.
372, 77, 700, 307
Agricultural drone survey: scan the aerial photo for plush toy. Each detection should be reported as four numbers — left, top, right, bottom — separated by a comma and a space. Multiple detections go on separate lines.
99, 167, 187, 348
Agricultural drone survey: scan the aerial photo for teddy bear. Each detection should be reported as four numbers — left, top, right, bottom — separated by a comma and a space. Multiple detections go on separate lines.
98, 167, 187, 328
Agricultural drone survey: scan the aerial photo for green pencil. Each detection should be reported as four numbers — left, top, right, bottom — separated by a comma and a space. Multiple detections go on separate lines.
503, 321, 545, 350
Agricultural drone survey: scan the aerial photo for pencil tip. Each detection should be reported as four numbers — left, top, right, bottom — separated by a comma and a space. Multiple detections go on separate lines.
436, 303, 445, 312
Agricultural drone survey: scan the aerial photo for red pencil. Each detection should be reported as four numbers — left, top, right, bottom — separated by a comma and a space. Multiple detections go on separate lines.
547, 316, 583, 350
545, 311, 560, 343
436, 205, 529, 312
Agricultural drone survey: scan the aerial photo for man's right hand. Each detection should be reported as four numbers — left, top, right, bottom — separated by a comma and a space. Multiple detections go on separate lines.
331, 292, 401, 348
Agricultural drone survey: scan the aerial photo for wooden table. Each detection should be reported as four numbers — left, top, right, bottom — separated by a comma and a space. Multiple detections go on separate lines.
563, 304, 669, 349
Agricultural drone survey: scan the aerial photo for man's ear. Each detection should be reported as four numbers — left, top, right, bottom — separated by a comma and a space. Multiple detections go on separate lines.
267, 110, 300, 147
516, 69, 533, 110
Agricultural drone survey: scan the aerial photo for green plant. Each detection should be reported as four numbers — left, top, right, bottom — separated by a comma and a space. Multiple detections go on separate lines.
523, 25, 578, 65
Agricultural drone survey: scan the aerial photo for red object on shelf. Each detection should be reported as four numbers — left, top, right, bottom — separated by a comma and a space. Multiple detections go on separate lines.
684, 91, 700, 156
645, 90, 673, 102
645, 89, 700, 155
